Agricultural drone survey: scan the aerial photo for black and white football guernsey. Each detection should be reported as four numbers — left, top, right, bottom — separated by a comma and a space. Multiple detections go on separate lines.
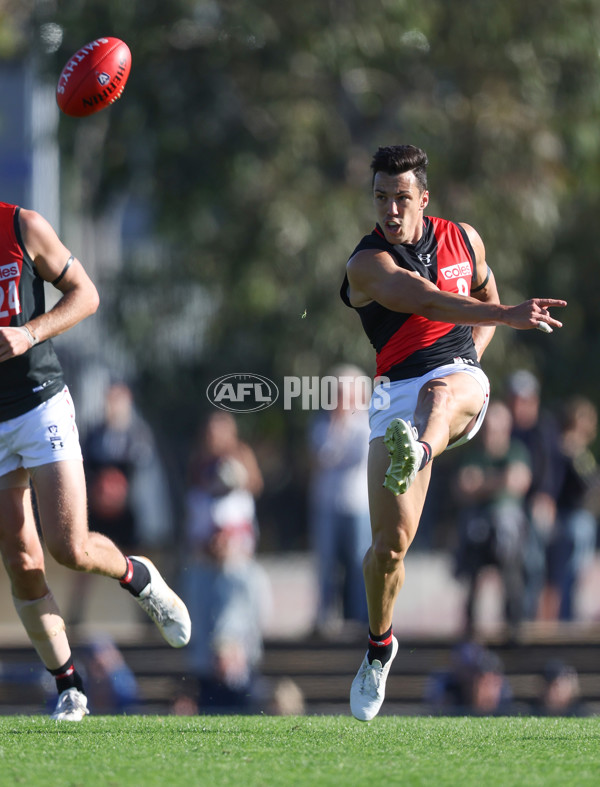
0, 202, 64, 420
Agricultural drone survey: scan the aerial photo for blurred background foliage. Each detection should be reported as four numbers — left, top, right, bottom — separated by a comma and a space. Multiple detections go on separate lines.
2, 0, 600, 548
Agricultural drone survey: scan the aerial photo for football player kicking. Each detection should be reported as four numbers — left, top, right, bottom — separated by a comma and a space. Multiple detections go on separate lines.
341, 145, 565, 721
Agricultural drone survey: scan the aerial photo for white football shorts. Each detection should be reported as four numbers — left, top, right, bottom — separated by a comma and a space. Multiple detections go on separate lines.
368, 361, 490, 450
0, 385, 83, 478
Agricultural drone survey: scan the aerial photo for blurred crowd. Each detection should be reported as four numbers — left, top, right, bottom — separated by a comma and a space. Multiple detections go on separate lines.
425, 641, 589, 717
452, 369, 599, 638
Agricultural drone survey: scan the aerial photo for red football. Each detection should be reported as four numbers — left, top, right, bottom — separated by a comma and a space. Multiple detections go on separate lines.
56, 37, 132, 118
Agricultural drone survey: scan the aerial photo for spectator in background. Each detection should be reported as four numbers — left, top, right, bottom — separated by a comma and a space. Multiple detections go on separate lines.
453, 400, 531, 638
67, 382, 173, 624
185, 411, 263, 558
531, 659, 587, 716
182, 411, 271, 713
308, 365, 372, 632
540, 396, 599, 621
83, 382, 172, 549
426, 641, 516, 716
506, 370, 563, 620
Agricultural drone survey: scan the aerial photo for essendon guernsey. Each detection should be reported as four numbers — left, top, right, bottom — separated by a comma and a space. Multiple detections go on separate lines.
340, 216, 480, 381
0, 202, 64, 420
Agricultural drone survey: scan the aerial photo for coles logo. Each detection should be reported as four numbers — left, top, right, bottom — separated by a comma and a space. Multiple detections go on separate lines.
206, 373, 279, 413
440, 261, 471, 281
0, 262, 19, 280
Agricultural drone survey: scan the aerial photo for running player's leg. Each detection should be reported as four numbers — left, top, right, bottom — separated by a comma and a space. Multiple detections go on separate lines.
15, 386, 190, 648
31, 459, 128, 577
31, 459, 191, 648
0, 469, 88, 719
0, 470, 48, 599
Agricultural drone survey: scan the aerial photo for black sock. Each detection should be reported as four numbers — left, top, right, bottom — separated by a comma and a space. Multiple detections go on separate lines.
119, 556, 151, 596
367, 626, 394, 666
49, 657, 85, 695
419, 440, 432, 470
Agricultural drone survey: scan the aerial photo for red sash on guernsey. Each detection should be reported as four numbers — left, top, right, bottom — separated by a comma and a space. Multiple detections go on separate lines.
375, 218, 474, 379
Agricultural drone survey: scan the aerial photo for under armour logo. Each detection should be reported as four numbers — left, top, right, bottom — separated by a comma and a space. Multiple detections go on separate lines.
417, 253, 432, 266
48, 424, 63, 449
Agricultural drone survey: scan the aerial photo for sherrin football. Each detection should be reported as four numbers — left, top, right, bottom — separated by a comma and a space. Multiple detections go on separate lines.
56, 37, 131, 117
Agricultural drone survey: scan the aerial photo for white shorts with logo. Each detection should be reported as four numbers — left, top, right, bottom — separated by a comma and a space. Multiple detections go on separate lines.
368, 362, 490, 450
0, 386, 82, 478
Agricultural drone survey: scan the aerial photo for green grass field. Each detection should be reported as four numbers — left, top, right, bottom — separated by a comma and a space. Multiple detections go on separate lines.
0, 715, 598, 786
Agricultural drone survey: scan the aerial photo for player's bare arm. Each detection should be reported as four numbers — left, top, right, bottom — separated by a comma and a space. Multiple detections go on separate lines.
20, 208, 100, 338
346, 247, 566, 331
461, 222, 500, 361
0, 209, 99, 362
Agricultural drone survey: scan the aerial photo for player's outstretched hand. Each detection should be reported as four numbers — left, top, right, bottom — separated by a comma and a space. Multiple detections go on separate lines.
507, 298, 567, 334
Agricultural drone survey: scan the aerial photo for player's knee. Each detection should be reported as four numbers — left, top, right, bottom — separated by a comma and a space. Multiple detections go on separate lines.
372, 545, 403, 573
46, 539, 89, 571
371, 529, 409, 571
3, 549, 44, 584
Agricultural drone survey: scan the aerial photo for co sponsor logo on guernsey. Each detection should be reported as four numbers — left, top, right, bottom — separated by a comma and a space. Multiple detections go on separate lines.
206, 373, 279, 413
0, 262, 19, 281
440, 261, 471, 281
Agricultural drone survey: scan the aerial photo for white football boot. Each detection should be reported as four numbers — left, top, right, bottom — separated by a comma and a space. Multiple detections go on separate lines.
130, 556, 191, 648
51, 688, 90, 722
350, 636, 399, 721
383, 418, 425, 495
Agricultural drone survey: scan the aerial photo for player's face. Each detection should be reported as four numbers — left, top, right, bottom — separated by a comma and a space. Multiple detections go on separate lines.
373, 170, 429, 245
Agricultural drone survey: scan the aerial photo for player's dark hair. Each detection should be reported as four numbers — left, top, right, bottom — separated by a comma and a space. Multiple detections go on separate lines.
371, 145, 429, 192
